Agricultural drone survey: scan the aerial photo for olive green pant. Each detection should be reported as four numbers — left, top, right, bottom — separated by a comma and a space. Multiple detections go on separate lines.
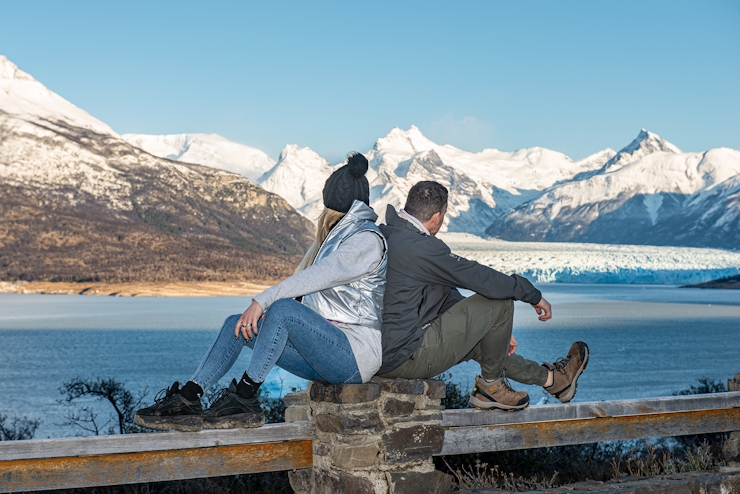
379, 295, 548, 385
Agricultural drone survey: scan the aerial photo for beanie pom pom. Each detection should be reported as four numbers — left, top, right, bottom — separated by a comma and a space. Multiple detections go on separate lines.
347, 152, 368, 178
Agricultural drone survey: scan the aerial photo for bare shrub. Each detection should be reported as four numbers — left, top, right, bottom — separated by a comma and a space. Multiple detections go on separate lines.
0, 414, 41, 441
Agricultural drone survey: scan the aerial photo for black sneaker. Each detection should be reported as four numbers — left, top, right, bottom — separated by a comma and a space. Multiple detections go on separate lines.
134, 382, 203, 432
203, 379, 265, 429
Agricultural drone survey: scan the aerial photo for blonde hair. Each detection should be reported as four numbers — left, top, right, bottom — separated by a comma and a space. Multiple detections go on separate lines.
295, 208, 346, 273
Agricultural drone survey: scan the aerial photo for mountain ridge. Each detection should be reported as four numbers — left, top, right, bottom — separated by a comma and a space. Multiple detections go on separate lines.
131, 123, 740, 248
0, 56, 314, 284
4, 53, 739, 252
486, 133, 740, 248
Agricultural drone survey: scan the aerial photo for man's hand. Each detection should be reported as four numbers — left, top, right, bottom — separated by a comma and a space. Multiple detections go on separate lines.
508, 335, 518, 356
531, 297, 552, 321
235, 300, 264, 340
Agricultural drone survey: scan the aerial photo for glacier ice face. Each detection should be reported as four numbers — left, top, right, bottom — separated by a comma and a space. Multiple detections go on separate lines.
440, 233, 740, 285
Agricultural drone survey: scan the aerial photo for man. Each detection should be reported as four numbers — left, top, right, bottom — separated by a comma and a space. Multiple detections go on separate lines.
377, 181, 589, 409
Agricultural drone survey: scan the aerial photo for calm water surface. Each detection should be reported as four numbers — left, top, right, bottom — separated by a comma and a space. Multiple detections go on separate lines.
1, 284, 739, 438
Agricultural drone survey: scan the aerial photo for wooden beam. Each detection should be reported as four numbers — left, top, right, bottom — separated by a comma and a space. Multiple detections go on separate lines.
0, 421, 315, 461
0, 440, 313, 493
440, 392, 740, 428
438, 406, 740, 456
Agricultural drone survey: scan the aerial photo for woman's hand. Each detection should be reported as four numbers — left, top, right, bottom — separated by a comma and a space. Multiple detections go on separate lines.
235, 300, 264, 340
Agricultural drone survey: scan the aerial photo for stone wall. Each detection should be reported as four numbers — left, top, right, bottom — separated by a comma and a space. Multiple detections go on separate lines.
285, 379, 453, 494
724, 373, 740, 465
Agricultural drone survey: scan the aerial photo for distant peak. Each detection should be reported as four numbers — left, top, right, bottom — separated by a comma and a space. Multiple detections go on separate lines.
277, 144, 327, 166
0, 55, 36, 82
375, 125, 436, 154
628, 129, 681, 154
600, 129, 681, 173
279, 143, 315, 157
381, 125, 426, 141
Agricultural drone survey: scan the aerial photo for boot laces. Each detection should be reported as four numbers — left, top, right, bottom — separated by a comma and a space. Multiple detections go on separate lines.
153, 382, 180, 402
207, 387, 232, 408
500, 377, 516, 393
553, 355, 573, 374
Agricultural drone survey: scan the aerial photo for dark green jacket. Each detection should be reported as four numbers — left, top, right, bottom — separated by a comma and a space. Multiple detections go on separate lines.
378, 205, 542, 374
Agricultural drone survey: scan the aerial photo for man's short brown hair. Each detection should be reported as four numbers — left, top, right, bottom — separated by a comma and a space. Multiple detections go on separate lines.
404, 181, 449, 222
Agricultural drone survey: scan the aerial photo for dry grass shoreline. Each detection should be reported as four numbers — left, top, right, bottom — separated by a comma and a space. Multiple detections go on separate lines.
0, 281, 271, 297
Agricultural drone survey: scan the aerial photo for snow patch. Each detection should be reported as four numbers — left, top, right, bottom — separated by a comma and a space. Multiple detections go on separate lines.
643, 194, 663, 226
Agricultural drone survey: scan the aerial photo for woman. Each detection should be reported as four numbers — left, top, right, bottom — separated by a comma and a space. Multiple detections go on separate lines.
135, 152, 386, 432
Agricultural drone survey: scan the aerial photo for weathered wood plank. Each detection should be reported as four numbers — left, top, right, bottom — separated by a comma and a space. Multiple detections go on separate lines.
438, 406, 740, 456
0, 421, 314, 461
441, 392, 740, 427
0, 440, 313, 493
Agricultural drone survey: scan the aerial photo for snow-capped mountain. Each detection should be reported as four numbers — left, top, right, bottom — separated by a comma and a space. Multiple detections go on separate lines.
0, 55, 115, 136
122, 133, 275, 183
249, 125, 610, 233
257, 144, 334, 221
487, 130, 740, 249
364, 125, 613, 232
0, 55, 313, 284
6, 52, 739, 253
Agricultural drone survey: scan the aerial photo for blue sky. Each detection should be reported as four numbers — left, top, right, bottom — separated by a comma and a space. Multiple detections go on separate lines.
1, 1, 738, 163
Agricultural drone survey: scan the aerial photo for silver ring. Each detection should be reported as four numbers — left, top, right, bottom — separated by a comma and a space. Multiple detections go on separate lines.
247, 323, 252, 327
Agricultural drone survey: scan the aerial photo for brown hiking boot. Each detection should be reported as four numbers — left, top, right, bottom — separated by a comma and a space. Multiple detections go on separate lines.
469, 375, 530, 410
544, 341, 589, 403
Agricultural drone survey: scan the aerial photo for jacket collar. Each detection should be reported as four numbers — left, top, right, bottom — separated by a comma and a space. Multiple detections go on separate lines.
340, 200, 378, 225
385, 205, 428, 236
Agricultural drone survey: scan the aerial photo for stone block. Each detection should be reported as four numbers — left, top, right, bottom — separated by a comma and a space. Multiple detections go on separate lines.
724, 431, 740, 464
285, 405, 312, 422
331, 442, 380, 469
284, 389, 309, 406
381, 379, 426, 395
424, 379, 447, 399
388, 470, 452, 494
382, 398, 416, 417
289, 468, 375, 494
729, 374, 740, 392
310, 381, 382, 404
382, 424, 445, 464
385, 409, 443, 425
314, 442, 332, 456
314, 411, 383, 434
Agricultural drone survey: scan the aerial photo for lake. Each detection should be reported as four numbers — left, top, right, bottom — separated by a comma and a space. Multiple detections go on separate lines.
1, 284, 739, 438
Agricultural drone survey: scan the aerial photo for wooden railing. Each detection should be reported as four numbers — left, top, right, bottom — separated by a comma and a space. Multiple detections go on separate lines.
1, 391, 739, 493
0, 422, 314, 493
438, 391, 740, 455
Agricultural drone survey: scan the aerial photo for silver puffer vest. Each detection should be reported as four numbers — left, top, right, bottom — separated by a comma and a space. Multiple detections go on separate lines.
302, 200, 388, 330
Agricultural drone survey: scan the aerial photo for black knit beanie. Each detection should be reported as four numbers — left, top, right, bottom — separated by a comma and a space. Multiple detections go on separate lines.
322, 152, 370, 213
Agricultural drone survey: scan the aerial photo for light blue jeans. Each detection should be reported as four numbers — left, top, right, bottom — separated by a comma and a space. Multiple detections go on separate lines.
190, 299, 362, 391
